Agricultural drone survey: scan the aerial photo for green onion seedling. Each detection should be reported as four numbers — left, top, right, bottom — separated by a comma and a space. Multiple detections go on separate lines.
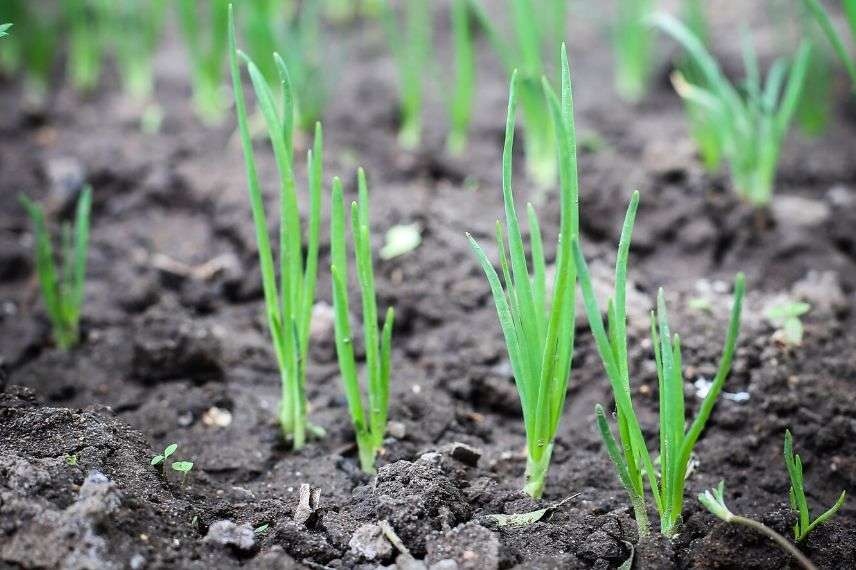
573, 192, 745, 537
699, 481, 819, 570
229, 5, 323, 449
109, 0, 167, 101
331, 171, 395, 474
380, 0, 431, 148
794, 3, 834, 137
784, 430, 846, 542
803, 0, 856, 91
151, 443, 178, 474
20, 186, 92, 351
467, 45, 579, 498
652, 14, 810, 207
241, 0, 326, 132
469, 0, 568, 188
64, 0, 106, 94
1, 2, 60, 101
765, 301, 810, 346
675, 1, 723, 171
446, 0, 475, 155
614, 0, 654, 102
178, 0, 230, 124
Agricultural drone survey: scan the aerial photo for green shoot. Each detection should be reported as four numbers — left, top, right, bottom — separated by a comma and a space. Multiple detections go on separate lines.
110, 0, 167, 101
614, 0, 654, 102
20, 187, 93, 351
0, 23, 11, 38
447, 0, 475, 155
229, 5, 324, 449
65, 453, 78, 466
675, 2, 723, 171
469, 0, 566, 187
151, 443, 178, 467
573, 192, 745, 537
330, 171, 395, 474
64, 0, 106, 94
784, 430, 847, 542
171, 461, 194, 479
380, 0, 431, 148
699, 482, 819, 570
795, 3, 834, 136
653, 14, 811, 207
765, 301, 810, 345
467, 45, 579, 498
178, 0, 230, 124
241, 0, 325, 132
1, 2, 60, 101
802, 0, 856, 90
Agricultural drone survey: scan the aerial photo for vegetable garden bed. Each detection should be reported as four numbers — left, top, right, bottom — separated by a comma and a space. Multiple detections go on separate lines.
1, 1, 854, 568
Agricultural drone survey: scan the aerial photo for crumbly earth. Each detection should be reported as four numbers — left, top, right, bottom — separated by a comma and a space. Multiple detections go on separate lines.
1, 2, 855, 569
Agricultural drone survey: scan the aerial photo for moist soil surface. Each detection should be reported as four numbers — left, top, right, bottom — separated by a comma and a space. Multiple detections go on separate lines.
1, 2, 855, 569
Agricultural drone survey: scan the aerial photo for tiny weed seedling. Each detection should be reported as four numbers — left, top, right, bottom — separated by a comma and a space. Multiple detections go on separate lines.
467, 46, 579, 498
178, 0, 229, 123
699, 482, 818, 570
330, 171, 395, 474
254, 523, 270, 535
803, 0, 856, 90
151, 443, 178, 474
20, 187, 92, 350
765, 301, 810, 345
380, 0, 432, 148
614, 0, 655, 102
469, 0, 568, 187
171, 461, 194, 480
65, 453, 78, 466
784, 430, 846, 542
653, 14, 810, 207
229, 6, 323, 449
573, 192, 745, 537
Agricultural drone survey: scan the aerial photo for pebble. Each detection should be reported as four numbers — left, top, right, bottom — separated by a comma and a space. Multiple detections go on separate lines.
203, 520, 256, 552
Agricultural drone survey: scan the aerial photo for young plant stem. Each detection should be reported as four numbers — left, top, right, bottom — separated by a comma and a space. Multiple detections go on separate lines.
179, 0, 230, 124
331, 172, 394, 473
728, 516, 817, 570
446, 0, 475, 155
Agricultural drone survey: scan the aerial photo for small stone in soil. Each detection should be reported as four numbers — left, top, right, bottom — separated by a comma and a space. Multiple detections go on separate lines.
204, 520, 256, 553
443, 442, 482, 467
349, 522, 394, 561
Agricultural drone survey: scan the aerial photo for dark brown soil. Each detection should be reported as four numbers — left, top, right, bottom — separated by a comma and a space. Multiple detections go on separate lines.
1, 2, 855, 569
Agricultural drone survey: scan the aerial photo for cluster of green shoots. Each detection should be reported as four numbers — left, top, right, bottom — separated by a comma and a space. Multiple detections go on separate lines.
467, 45, 579, 499
178, 0, 229, 124
573, 191, 745, 537
1, 1, 166, 102
613, 0, 655, 102
20, 187, 93, 351
698, 430, 845, 569
653, 14, 810, 207
470, 0, 567, 188
229, 4, 323, 449
230, 5, 395, 468
803, 0, 856, 91
330, 171, 394, 474
379, 0, 477, 154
